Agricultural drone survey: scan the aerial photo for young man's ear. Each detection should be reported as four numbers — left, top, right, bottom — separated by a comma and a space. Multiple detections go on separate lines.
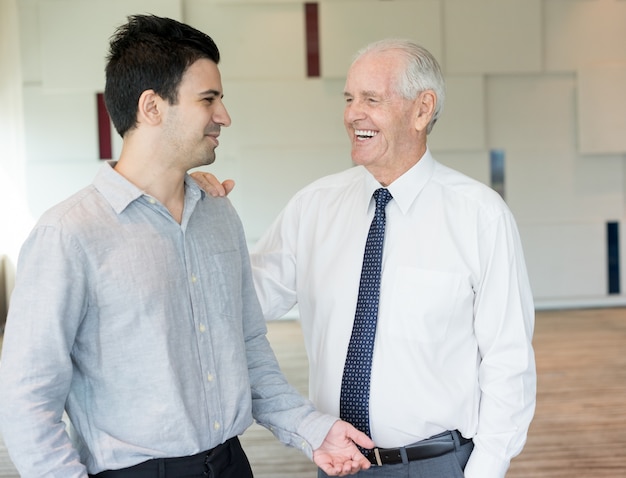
137, 89, 164, 126
414, 90, 436, 132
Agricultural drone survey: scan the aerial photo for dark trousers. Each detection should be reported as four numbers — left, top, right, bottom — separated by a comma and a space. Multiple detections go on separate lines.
89, 437, 253, 478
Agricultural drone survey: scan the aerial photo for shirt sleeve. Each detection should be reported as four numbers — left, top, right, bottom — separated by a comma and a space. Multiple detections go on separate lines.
236, 213, 336, 458
249, 201, 299, 321
0, 224, 89, 477
464, 210, 537, 478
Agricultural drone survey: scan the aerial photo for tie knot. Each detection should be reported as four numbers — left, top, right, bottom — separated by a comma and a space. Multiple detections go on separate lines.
373, 188, 392, 210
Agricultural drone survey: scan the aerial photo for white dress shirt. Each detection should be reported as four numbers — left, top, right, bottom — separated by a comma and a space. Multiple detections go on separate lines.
251, 149, 536, 478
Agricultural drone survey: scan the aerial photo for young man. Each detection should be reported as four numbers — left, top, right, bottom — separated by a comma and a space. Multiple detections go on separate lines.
0, 15, 373, 478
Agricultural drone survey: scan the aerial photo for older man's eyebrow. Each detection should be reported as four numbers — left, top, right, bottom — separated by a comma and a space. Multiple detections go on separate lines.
344, 90, 383, 102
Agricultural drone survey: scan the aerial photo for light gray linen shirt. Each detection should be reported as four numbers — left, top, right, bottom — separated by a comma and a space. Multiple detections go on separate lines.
0, 162, 335, 477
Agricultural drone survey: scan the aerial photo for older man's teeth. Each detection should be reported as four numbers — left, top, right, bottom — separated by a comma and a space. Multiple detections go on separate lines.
356, 130, 377, 139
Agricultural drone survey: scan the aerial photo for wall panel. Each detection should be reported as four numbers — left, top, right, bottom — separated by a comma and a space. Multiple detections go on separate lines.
214, 79, 347, 148
184, 1, 306, 80
320, 0, 442, 78
40, 0, 181, 91
444, 0, 542, 74
521, 223, 607, 300
505, 150, 624, 224
429, 75, 485, 151
544, 0, 626, 72
22, 86, 99, 162
17, 0, 42, 84
487, 74, 576, 153
577, 63, 626, 154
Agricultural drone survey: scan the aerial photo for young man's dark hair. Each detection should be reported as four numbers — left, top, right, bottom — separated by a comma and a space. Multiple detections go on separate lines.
104, 14, 220, 137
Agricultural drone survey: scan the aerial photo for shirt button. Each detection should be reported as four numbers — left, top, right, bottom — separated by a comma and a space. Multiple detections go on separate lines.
199, 324, 206, 333
213, 421, 221, 430
207, 373, 214, 382
148, 198, 156, 204
191, 275, 197, 283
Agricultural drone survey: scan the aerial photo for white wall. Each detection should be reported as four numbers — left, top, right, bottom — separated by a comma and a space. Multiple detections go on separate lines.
10, 0, 626, 308
1, 0, 32, 319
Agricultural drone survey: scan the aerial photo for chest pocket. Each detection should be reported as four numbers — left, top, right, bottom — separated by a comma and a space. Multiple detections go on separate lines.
389, 267, 469, 343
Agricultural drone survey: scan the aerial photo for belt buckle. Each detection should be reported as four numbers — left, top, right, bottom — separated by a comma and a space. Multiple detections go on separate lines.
373, 448, 383, 466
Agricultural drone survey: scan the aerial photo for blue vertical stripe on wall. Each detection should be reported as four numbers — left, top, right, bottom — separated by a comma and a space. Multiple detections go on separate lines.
490, 149, 505, 199
607, 222, 620, 294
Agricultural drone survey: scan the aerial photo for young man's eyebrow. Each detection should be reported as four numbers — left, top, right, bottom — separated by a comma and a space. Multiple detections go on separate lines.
200, 89, 222, 97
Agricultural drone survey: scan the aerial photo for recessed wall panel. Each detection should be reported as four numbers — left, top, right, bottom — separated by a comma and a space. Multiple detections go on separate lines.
429, 75, 485, 151
545, 0, 626, 72
22, 86, 99, 162
577, 63, 626, 154
40, 0, 182, 91
219, 79, 348, 148
520, 223, 607, 300
184, 1, 306, 79
17, 0, 42, 84
444, 0, 542, 74
320, 0, 442, 78
505, 150, 624, 225
487, 74, 576, 153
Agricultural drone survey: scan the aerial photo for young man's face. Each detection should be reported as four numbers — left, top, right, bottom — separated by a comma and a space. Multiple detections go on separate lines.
162, 58, 232, 170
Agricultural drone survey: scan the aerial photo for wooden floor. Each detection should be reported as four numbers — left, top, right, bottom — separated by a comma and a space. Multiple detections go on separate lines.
1, 307, 625, 477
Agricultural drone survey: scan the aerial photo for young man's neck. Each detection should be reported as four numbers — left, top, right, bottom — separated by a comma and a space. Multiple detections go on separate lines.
115, 145, 187, 224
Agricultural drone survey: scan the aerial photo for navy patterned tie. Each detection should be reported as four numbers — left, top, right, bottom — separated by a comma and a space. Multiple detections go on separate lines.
340, 188, 393, 438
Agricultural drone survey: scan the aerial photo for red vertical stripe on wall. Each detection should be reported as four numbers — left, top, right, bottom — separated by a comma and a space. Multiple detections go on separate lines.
97, 93, 112, 160
305, 3, 320, 77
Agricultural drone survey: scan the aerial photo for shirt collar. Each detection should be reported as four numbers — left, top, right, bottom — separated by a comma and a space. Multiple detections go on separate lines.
93, 161, 143, 214
93, 160, 205, 215
362, 148, 435, 214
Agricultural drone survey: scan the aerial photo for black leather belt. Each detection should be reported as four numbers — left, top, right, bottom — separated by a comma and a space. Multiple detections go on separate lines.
366, 430, 472, 466
90, 438, 235, 477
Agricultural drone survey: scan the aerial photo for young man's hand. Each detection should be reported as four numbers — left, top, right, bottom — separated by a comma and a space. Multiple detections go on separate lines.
313, 420, 374, 476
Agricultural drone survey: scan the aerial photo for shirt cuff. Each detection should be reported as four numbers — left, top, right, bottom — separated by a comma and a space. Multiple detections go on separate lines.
295, 411, 339, 459
463, 447, 510, 478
